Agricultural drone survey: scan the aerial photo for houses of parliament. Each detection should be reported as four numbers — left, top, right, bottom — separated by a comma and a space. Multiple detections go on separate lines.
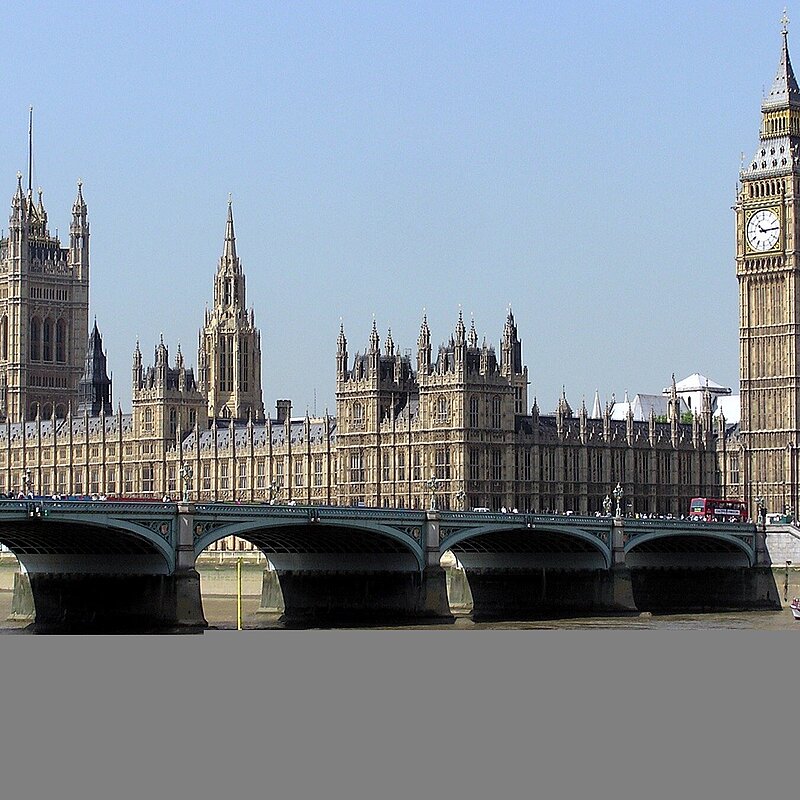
2, 26, 800, 532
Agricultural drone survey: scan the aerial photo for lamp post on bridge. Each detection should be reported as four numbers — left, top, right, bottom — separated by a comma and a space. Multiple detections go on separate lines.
180, 463, 193, 503
612, 482, 624, 519
603, 494, 613, 517
22, 467, 32, 498
268, 479, 281, 505
426, 474, 440, 511
756, 494, 766, 529
455, 489, 466, 511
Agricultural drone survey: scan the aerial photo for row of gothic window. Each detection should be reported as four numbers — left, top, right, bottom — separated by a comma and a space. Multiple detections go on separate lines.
29, 317, 68, 363
28, 402, 68, 420
748, 179, 786, 198
218, 336, 249, 393
350, 395, 504, 430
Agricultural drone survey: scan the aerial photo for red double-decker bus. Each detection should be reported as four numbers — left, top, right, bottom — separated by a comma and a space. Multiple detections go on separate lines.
689, 497, 748, 522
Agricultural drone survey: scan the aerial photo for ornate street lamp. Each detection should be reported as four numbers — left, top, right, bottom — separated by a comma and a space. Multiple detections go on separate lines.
612, 482, 624, 519
180, 462, 193, 503
22, 467, 32, 497
269, 479, 281, 505
455, 489, 467, 511
755, 495, 766, 527
426, 474, 440, 511
603, 494, 613, 517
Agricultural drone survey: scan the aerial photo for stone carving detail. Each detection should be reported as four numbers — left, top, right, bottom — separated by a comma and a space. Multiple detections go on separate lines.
143, 519, 173, 543
192, 521, 227, 543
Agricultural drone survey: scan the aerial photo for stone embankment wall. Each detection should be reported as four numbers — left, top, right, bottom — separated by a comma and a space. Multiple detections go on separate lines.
765, 525, 800, 566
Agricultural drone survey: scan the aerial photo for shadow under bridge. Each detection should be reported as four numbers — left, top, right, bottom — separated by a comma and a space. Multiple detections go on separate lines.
191, 505, 440, 624
192, 505, 426, 571
437, 512, 614, 620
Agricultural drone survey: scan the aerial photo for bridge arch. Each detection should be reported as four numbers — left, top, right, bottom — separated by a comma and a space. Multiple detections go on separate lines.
0, 501, 176, 575
193, 516, 425, 570
441, 521, 612, 569
624, 529, 754, 567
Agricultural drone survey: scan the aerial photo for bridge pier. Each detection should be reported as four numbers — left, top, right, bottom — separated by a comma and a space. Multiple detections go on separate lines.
26, 569, 206, 632
628, 566, 781, 612
269, 566, 451, 626
464, 567, 638, 620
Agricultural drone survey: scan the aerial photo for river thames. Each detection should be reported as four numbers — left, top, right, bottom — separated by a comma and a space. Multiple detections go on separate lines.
1, 589, 798, 631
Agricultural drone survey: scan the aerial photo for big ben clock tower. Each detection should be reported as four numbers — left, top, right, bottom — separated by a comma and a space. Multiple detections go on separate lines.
737, 12, 800, 517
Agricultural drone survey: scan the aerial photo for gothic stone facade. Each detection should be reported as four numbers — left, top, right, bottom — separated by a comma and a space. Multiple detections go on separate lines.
0, 191, 717, 532
0, 177, 89, 422
20, 30, 800, 538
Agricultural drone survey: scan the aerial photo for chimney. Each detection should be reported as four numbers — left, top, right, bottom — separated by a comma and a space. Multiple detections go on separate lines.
276, 399, 292, 424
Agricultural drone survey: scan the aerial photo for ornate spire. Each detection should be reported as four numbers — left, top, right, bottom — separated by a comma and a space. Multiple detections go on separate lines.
558, 386, 573, 417
369, 318, 380, 352
764, 12, 800, 110
468, 315, 478, 348
591, 389, 602, 419
418, 312, 430, 343
223, 196, 237, 262
455, 308, 466, 343
77, 321, 112, 417
72, 179, 86, 214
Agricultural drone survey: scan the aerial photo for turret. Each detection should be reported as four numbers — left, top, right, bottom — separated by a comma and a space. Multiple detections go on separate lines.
500, 307, 521, 377
336, 322, 348, 380
69, 180, 89, 280
417, 313, 431, 375
454, 310, 466, 369
76, 319, 113, 416
8, 173, 26, 261
579, 397, 588, 443
368, 318, 380, 376
132, 340, 143, 391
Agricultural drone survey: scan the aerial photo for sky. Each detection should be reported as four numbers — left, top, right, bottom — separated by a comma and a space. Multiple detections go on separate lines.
0, 1, 789, 415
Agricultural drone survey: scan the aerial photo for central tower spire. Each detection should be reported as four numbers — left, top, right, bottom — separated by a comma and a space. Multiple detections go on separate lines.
199, 199, 264, 421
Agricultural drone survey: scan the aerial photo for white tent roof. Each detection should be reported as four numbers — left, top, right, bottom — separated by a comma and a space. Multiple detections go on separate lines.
664, 373, 730, 395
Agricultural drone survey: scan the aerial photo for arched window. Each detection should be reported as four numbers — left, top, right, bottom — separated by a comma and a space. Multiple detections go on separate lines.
352, 402, 364, 430
30, 317, 41, 361
42, 318, 53, 361
437, 397, 449, 424
492, 396, 502, 429
239, 340, 249, 392
169, 407, 177, 437
56, 319, 66, 363
218, 336, 227, 391
144, 407, 153, 433
469, 396, 479, 428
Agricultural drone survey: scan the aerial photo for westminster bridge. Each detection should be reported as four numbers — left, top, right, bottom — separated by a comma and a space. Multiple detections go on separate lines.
0, 500, 779, 630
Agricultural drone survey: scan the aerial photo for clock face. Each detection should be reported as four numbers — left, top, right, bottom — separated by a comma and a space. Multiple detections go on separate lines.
747, 209, 781, 251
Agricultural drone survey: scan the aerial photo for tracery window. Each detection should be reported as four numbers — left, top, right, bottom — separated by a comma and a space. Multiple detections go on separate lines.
42, 318, 53, 361
469, 396, 479, 428
30, 317, 40, 361
492, 396, 502, 429
56, 320, 66, 363
434, 446, 450, 480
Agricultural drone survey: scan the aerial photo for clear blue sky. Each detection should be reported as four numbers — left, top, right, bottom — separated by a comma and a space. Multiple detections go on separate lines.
0, 1, 788, 414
